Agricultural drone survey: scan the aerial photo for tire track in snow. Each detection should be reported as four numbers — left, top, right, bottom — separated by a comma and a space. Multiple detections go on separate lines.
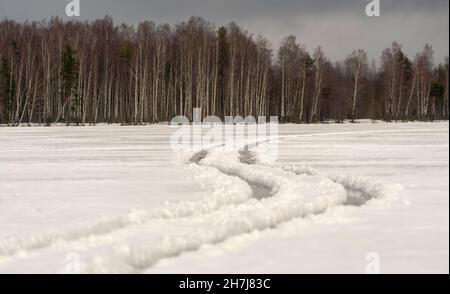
190, 149, 272, 200
98, 145, 401, 272
84, 150, 347, 273
84, 141, 398, 272
0, 129, 405, 267
0, 143, 254, 257
0, 162, 252, 257
236, 127, 414, 207
248, 151, 402, 207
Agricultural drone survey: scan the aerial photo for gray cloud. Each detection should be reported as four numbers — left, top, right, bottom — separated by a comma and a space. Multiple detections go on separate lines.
0, 0, 448, 62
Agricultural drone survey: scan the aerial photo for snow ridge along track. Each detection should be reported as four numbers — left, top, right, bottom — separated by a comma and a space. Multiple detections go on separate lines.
85, 136, 403, 273
0, 157, 252, 256
0, 130, 404, 273
84, 148, 348, 273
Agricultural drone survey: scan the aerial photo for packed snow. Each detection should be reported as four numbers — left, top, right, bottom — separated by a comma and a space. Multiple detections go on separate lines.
0, 122, 448, 273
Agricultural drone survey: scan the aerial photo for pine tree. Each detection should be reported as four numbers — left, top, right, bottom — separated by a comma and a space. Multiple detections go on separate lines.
57, 43, 78, 124
0, 57, 12, 124
217, 27, 229, 119
430, 82, 445, 121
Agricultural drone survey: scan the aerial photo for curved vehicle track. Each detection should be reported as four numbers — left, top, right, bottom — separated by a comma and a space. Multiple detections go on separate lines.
0, 130, 404, 273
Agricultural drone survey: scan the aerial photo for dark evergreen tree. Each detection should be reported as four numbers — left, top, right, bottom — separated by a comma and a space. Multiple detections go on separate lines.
217, 26, 229, 119
58, 43, 78, 125
0, 57, 12, 124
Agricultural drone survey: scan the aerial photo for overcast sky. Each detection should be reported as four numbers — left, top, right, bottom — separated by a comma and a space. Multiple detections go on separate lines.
0, 0, 448, 62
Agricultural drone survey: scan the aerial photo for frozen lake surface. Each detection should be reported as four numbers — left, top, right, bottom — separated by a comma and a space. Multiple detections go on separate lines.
0, 122, 448, 273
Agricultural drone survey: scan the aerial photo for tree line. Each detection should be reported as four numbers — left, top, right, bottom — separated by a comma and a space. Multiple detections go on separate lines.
0, 16, 448, 126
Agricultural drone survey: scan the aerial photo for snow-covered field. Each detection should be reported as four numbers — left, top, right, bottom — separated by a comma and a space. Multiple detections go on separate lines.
0, 122, 448, 274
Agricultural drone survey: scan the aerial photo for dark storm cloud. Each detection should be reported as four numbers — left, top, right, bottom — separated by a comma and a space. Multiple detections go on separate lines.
0, 0, 448, 62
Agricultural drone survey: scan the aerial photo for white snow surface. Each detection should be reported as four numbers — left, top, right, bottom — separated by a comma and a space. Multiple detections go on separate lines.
0, 122, 448, 273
